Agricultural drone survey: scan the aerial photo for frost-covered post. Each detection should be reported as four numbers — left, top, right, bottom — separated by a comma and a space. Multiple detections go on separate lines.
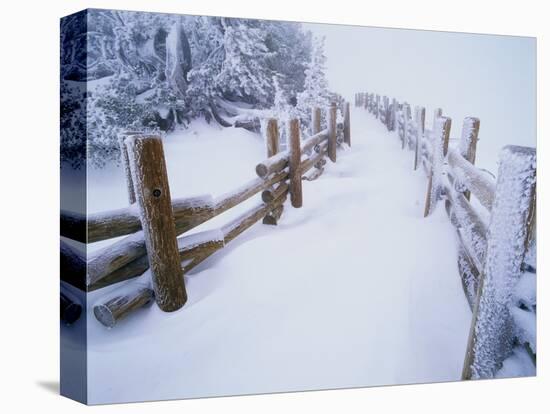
402, 103, 409, 150
126, 135, 187, 312
312, 107, 322, 135
375, 94, 380, 118
458, 117, 480, 201
288, 118, 303, 208
328, 103, 337, 162
432, 108, 443, 132
423, 117, 451, 217
265, 118, 280, 158
462, 146, 536, 380
118, 131, 142, 205
414, 107, 426, 170
343, 102, 351, 146
391, 98, 397, 132
364, 93, 369, 111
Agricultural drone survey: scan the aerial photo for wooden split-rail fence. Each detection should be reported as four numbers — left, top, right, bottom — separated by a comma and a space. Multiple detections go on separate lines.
356, 92, 537, 380
60, 102, 352, 328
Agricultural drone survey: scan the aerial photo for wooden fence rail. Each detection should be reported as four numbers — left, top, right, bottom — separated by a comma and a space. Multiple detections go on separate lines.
61, 102, 352, 327
355, 91, 536, 381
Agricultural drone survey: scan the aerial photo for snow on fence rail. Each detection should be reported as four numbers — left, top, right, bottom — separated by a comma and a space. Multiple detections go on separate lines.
356, 92, 536, 380
60, 102, 351, 327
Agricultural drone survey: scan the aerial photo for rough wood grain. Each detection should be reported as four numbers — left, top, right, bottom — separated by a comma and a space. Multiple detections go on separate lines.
288, 118, 303, 208
328, 103, 337, 162
127, 135, 186, 312
344, 102, 351, 146
265, 118, 279, 157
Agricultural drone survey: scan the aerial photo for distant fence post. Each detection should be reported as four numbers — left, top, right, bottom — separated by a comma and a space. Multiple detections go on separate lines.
414, 107, 426, 170
118, 131, 141, 205
263, 118, 285, 225
344, 102, 351, 146
391, 98, 397, 132
375, 94, 380, 118
265, 118, 280, 158
423, 116, 451, 217
402, 103, 409, 150
458, 117, 481, 200
312, 107, 322, 135
288, 118, 303, 208
462, 146, 536, 380
126, 135, 187, 312
432, 108, 443, 131
328, 103, 337, 162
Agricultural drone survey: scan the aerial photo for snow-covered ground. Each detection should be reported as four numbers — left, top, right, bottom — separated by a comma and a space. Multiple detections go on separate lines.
83, 107, 472, 404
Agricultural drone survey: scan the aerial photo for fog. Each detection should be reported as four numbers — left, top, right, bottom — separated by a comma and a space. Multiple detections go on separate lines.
305, 22, 536, 172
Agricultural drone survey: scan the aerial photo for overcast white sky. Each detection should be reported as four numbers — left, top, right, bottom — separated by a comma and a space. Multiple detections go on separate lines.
304, 22, 536, 172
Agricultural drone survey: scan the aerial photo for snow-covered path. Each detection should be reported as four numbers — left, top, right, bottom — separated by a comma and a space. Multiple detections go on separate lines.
86, 108, 472, 404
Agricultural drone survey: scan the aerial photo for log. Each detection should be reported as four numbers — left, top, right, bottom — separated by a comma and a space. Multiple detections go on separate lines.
263, 205, 284, 225
423, 117, 451, 217
301, 143, 327, 176
463, 145, 536, 380
312, 107, 321, 135
255, 129, 328, 178
288, 118, 303, 208
87, 171, 288, 288
414, 107, 426, 170
60, 239, 86, 290
265, 118, 279, 157
126, 134, 186, 312
458, 117, 481, 201
94, 193, 288, 328
344, 102, 351, 146
94, 285, 154, 328
302, 167, 324, 181
60, 290, 82, 325
118, 131, 141, 205
222, 191, 287, 243
261, 182, 289, 203
447, 147, 495, 211
88, 230, 225, 291
328, 103, 337, 162
60, 209, 86, 243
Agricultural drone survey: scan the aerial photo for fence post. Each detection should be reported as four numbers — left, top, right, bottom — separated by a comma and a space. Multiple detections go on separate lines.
328, 103, 337, 162
344, 102, 351, 146
462, 145, 536, 379
432, 108, 443, 132
391, 98, 397, 132
126, 135, 187, 312
265, 118, 280, 158
365, 93, 369, 111
402, 103, 409, 150
118, 131, 142, 205
312, 107, 322, 135
288, 118, 303, 208
375, 94, 380, 118
458, 117, 481, 201
423, 116, 451, 217
414, 107, 426, 170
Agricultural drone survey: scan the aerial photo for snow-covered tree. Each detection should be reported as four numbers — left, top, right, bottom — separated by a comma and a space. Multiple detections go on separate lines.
61, 10, 324, 168
296, 36, 330, 134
